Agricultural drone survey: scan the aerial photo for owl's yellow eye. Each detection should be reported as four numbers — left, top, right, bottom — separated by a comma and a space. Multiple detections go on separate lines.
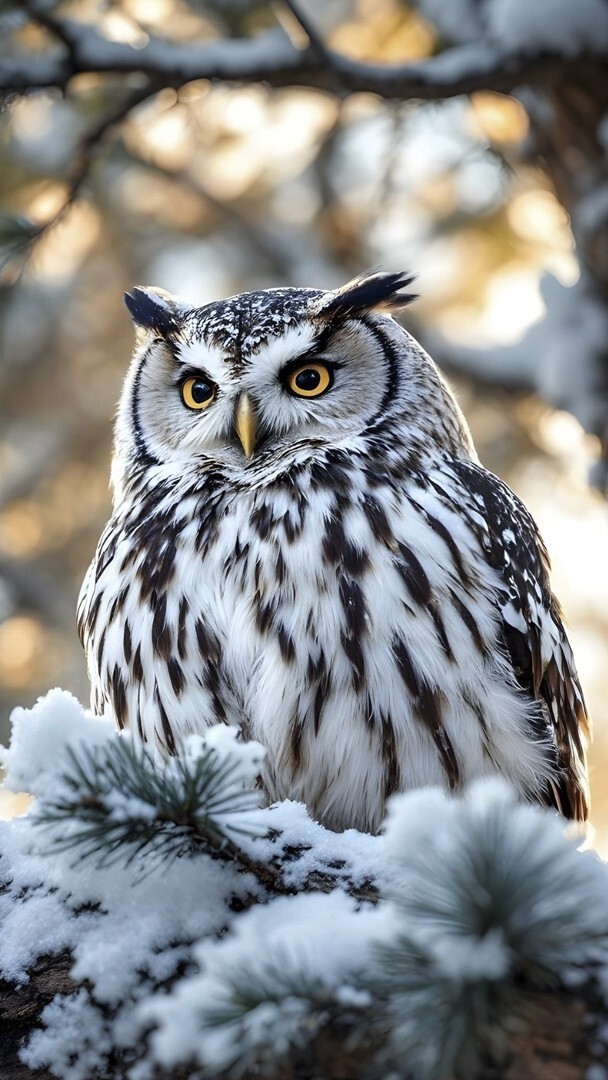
181, 376, 216, 410
286, 363, 332, 398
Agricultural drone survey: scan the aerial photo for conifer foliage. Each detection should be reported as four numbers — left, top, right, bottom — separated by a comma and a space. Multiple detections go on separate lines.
2, 689, 608, 1079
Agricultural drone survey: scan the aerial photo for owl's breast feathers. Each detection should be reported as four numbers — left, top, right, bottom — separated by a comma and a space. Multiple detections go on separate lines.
78, 447, 589, 832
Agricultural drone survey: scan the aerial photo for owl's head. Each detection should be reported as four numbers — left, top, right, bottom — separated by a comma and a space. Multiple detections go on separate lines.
114, 270, 470, 495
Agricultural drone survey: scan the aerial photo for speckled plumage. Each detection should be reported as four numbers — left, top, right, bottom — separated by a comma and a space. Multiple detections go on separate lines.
78, 272, 589, 832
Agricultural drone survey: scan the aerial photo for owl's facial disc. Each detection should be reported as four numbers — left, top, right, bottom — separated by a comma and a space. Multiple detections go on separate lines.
125, 303, 399, 477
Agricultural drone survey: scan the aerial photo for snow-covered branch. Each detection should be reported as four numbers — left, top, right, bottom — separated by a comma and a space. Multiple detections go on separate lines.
0, 17, 575, 100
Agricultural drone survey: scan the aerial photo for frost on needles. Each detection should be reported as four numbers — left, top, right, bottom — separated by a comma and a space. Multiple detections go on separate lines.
2, 690, 608, 1080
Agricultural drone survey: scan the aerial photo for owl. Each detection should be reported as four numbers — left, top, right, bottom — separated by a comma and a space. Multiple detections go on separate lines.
77, 271, 589, 833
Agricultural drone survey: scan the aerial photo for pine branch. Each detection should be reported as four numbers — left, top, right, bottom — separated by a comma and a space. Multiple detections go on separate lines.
197, 960, 377, 1079
33, 735, 267, 869
31, 735, 378, 902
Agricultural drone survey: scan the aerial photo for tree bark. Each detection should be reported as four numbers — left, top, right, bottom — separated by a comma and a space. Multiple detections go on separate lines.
0, 956, 78, 1080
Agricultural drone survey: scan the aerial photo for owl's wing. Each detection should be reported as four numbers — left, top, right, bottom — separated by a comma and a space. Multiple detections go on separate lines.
443, 459, 590, 821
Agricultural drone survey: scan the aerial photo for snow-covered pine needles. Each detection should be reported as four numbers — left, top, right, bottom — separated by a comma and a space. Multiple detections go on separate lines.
31, 728, 266, 869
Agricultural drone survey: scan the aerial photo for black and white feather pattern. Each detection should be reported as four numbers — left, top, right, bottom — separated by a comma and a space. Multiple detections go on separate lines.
78, 271, 589, 831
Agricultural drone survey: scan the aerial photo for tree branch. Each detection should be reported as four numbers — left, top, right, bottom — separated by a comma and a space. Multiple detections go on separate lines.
36, 83, 158, 235
0, 19, 572, 101
276, 0, 332, 67
120, 145, 315, 278
0, 83, 158, 281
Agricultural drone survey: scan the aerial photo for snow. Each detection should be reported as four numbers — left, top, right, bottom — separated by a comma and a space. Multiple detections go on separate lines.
146, 891, 390, 1073
241, 797, 389, 892
24, 992, 114, 1080
1, 687, 114, 797
3, 689, 608, 1078
532, 273, 608, 441
588, 1066, 608, 1080
413, 0, 608, 56
71, 21, 295, 81
487, 0, 608, 57
413, 0, 485, 45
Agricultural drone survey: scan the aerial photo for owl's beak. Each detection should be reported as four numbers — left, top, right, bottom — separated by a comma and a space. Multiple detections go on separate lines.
234, 393, 258, 458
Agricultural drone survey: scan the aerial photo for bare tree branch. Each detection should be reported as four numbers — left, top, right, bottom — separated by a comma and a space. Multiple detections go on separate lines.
36, 82, 158, 232
0, 82, 159, 282
276, 0, 329, 60
120, 144, 316, 279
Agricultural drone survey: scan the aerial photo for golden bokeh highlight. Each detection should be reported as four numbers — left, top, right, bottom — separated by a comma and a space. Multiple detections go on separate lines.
331, 0, 436, 61
469, 92, 530, 144
0, 616, 47, 689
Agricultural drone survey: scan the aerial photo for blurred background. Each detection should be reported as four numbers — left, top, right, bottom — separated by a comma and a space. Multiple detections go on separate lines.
1, 0, 607, 841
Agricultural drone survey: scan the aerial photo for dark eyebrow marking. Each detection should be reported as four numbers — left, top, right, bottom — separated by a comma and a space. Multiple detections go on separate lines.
357, 313, 400, 431
279, 353, 340, 379
170, 365, 217, 386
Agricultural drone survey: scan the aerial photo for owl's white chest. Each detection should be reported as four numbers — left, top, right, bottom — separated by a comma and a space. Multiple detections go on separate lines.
82, 470, 552, 833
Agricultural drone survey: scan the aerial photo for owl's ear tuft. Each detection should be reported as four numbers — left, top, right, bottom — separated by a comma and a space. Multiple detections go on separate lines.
319, 270, 418, 319
124, 287, 180, 337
